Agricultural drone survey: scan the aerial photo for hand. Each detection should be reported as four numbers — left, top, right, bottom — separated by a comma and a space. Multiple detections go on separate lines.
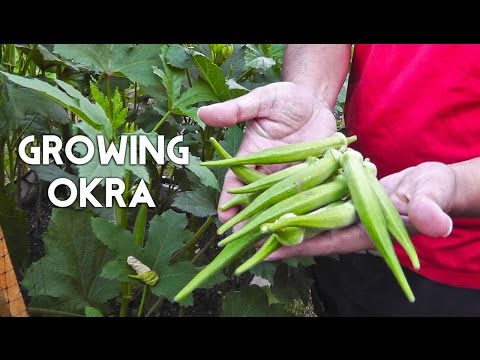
268, 161, 457, 260
198, 82, 337, 223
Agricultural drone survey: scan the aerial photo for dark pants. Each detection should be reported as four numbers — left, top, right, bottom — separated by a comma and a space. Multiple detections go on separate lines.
311, 253, 480, 317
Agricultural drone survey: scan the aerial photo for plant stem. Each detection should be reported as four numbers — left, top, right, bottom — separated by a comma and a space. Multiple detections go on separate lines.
236, 67, 253, 83
118, 170, 132, 317
27, 307, 84, 317
137, 286, 148, 317
152, 110, 171, 133
119, 282, 132, 317
170, 216, 215, 263
178, 306, 185, 317
191, 231, 217, 264
185, 69, 193, 88
19, 44, 38, 76
145, 296, 165, 317
106, 74, 114, 122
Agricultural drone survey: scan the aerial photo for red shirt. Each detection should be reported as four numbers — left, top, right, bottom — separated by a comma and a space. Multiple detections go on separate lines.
345, 44, 480, 289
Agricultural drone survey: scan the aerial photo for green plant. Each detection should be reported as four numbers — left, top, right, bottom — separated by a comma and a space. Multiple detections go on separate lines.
3, 44, 326, 317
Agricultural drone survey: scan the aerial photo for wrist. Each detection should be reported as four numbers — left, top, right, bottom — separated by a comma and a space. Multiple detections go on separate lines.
448, 161, 476, 216
282, 81, 333, 111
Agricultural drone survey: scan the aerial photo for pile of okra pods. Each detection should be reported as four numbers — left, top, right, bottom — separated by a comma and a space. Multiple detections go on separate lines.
174, 132, 419, 303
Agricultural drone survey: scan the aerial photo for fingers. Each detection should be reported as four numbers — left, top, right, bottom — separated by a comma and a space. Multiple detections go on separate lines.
198, 86, 272, 127
266, 224, 374, 260
408, 194, 453, 238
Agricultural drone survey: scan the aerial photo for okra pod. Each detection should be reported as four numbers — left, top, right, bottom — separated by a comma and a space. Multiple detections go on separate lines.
261, 200, 357, 233
217, 149, 342, 235
133, 204, 148, 247
174, 230, 264, 303
340, 149, 415, 302
228, 160, 311, 194
202, 133, 356, 166
234, 234, 281, 276
364, 162, 420, 270
218, 193, 253, 211
218, 175, 349, 247
209, 137, 265, 184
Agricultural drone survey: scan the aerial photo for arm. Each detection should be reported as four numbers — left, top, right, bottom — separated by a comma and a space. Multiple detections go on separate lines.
283, 44, 351, 109
199, 45, 352, 222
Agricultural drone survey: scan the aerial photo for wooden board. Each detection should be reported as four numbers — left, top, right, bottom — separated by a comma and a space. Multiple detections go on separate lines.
0, 226, 28, 317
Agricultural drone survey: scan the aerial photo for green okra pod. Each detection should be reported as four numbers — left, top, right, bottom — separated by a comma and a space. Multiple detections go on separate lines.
234, 234, 282, 276
202, 132, 356, 166
364, 161, 420, 270
217, 149, 342, 235
228, 160, 312, 194
209, 137, 265, 184
340, 149, 415, 302
261, 200, 357, 233
218, 193, 253, 211
218, 175, 349, 247
133, 204, 148, 247
174, 230, 264, 302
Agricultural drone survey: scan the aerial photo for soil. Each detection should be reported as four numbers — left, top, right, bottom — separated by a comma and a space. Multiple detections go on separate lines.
23, 188, 249, 317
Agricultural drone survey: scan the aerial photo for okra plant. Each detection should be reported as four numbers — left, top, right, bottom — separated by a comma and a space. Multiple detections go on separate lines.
2, 44, 329, 317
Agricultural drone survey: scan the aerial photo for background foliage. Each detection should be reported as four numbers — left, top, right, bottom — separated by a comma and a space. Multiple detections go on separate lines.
0, 44, 348, 317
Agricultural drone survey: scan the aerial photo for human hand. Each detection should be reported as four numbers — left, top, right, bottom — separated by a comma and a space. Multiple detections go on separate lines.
198, 82, 337, 223
268, 161, 456, 260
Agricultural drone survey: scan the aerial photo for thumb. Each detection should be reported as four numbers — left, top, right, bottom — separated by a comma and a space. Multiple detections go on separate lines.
198, 86, 271, 127
408, 193, 453, 238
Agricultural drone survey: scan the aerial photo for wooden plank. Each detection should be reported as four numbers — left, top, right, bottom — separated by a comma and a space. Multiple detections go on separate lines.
0, 226, 28, 317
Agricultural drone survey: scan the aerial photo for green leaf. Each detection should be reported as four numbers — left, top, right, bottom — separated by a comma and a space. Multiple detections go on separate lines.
271, 264, 314, 305
100, 259, 136, 283
173, 79, 219, 110
74, 128, 149, 184
0, 189, 29, 268
170, 79, 219, 129
221, 285, 292, 317
249, 261, 278, 285
144, 211, 198, 305
91, 219, 141, 284
16, 44, 72, 71
143, 210, 192, 265
22, 208, 118, 314
92, 217, 141, 258
282, 257, 316, 267
192, 53, 230, 101
0, 72, 112, 138
245, 44, 285, 67
90, 82, 110, 114
166, 45, 193, 69
153, 46, 185, 110
212, 125, 245, 187
90, 83, 128, 132
30, 164, 79, 185
219, 125, 244, 156
6, 82, 69, 125
172, 186, 218, 217
226, 78, 249, 99
85, 306, 103, 317
54, 44, 164, 87
150, 261, 199, 306
185, 155, 219, 190
93, 210, 199, 305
